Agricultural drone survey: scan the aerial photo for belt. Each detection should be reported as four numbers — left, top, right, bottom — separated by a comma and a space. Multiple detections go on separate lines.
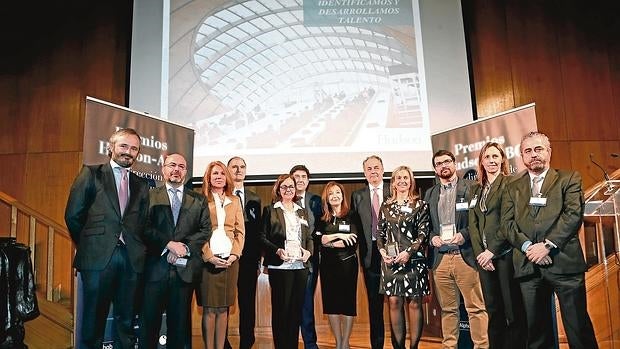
443, 249, 460, 255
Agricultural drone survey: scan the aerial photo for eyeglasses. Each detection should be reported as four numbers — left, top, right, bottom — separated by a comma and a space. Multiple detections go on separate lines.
434, 159, 454, 168
164, 162, 187, 170
279, 185, 295, 192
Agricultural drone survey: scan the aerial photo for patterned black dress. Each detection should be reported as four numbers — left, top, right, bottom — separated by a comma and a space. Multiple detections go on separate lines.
377, 200, 430, 298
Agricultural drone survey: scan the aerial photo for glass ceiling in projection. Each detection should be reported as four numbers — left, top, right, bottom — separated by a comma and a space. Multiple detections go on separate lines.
191, 0, 418, 116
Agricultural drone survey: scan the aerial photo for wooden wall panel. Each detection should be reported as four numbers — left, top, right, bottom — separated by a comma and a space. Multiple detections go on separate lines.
504, 0, 567, 140
556, 2, 619, 141
461, 0, 514, 117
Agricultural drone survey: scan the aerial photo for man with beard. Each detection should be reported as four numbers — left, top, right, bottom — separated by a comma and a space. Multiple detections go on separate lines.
224, 156, 263, 349
139, 153, 211, 349
501, 132, 597, 349
424, 150, 488, 349
65, 128, 150, 349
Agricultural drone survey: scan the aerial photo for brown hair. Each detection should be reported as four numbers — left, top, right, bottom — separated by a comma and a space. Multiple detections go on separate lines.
271, 174, 298, 203
320, 181, 350, 222
476, 142, 509, 185
202, 161, 234, 201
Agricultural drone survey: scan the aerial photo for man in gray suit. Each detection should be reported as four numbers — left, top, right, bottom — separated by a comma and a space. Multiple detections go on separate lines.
424, 150, 488, 349
65, 128, 150, 349
139, 153, 211, 349
350, 155, 397, 349
501, 132, 597, 349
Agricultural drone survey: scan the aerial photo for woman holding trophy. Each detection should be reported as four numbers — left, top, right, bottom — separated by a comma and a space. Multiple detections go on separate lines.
260, 174, 313, 349
377, 165, 430, 349
198, 161, 245, 349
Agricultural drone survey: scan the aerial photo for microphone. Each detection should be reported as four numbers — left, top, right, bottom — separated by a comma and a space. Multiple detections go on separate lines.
590, 153, 614, 194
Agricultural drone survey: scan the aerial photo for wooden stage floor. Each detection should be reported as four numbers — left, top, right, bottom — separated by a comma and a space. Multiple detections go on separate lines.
191, 327, 443, 348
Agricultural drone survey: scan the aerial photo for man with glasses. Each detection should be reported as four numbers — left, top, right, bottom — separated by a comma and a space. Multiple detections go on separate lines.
424, 150, 488, 349
65, 128, 150, 349
501, 132, 597, 349
139, 153, 211, 349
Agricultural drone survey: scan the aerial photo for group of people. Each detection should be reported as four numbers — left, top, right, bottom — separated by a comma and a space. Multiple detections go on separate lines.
65, 128, 598, 349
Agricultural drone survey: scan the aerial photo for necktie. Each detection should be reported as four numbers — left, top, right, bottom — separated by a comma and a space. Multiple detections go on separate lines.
371, 188, 380, 239
170, 188, 181, 225
119, 168, 129, 216
532, 176, 543, 197
235, 189, 243, 209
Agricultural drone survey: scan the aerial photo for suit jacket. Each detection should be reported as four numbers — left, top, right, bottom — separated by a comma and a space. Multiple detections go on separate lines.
260, 204, 313, 268
351, 183, 390, 269
202, 195, 245, 261
501, 168, 587, 278
143, 186, 211, 283
300, 192, 323, 234
65, 163, 149, 272
469, 175, 512, 257
424, 177, 476, 269
239, 189, 263, 262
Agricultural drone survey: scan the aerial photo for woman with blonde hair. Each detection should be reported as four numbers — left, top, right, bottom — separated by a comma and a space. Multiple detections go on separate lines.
377, 165, 430, 349
198, 161, 244, 349
469, 142, 526, 349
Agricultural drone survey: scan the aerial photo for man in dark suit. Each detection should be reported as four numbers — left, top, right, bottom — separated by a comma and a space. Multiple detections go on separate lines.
139, 153, 211, 349
350, 155, 399, 349
290, 164, 322, 349
223, 156, 263, 349
501, 132, 597, 349
424, 150, 488, 349
65, 128, 150, 349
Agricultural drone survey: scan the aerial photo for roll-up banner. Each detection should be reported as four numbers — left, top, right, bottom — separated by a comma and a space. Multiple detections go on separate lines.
431, 103, 537, 180
77, 96, 195, 348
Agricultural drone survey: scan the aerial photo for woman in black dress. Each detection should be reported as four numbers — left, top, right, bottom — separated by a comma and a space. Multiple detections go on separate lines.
317, 181, 358, 349
377, 166, 430, 349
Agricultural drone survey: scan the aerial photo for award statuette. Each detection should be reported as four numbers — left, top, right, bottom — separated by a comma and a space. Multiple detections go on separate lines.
285, 240, 302, 260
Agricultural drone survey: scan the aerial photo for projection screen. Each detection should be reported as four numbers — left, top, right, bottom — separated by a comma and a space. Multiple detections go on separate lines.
165, 0, 472, 177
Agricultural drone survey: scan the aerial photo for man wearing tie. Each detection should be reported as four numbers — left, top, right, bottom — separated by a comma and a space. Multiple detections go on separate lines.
65, 128, 150, 349
424, 150, 488, 349
351, 155, 397, 349
501, 132, 597, 349
290, 164, 322, 349
139, 153, 211, 349
224, 156, 263, 349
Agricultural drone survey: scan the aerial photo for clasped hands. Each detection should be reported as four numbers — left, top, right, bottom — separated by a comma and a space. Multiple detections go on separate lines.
431, 233, 465, 248
525, 242, 552, 266
276, 247, 311, 263
207, 254, 238, 268
166, 241, 188, 264
476, 250, 495, 271
380, 249, 410, 266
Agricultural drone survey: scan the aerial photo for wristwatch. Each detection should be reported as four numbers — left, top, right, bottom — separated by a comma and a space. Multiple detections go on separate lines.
544, 241, 553, 250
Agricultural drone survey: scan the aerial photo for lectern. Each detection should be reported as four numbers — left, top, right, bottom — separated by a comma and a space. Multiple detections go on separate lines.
583, 179, 620, 266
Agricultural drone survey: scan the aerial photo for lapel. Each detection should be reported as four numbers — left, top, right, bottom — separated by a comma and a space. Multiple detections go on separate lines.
427, 184, 441, 231
102, 164, 122, 217
155, 186, 175, 228
455, 178, 469, 223
484, 175, 504, 210
539, 168, 558, 197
